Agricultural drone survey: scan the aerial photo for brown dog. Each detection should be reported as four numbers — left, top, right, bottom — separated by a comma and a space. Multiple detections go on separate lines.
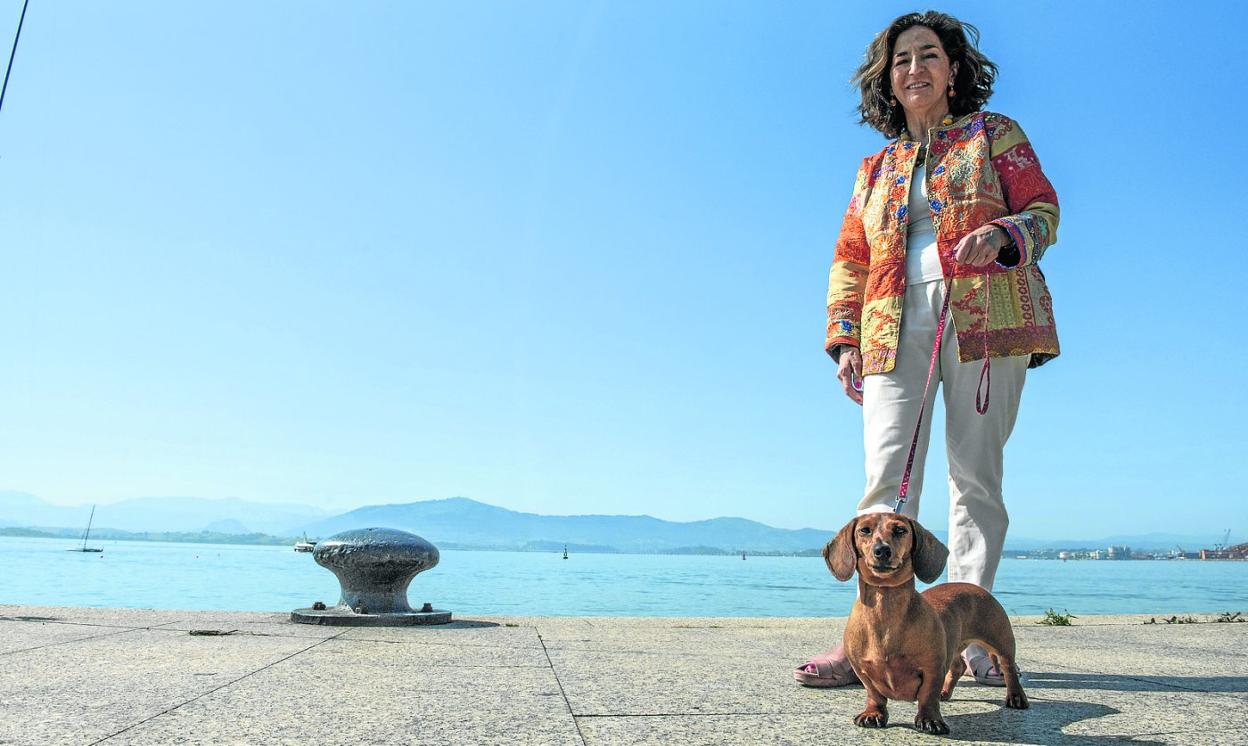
824, 513, 1028, 734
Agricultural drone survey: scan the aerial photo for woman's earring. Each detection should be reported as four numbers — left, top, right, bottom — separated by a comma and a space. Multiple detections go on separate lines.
890, 97, 898, 108
947, 82, 955, 98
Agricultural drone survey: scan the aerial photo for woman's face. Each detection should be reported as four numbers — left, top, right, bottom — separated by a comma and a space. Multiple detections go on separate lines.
889, 26, 956, 116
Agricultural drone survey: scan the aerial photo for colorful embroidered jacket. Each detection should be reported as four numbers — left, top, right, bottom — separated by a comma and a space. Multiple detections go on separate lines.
825, 111, 1060, 375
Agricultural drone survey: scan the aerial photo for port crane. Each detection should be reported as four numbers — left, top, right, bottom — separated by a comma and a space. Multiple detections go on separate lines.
1214, 530, 1231, 551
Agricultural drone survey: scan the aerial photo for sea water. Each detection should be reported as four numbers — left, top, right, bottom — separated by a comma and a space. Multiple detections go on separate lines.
2, 536, 1245, 617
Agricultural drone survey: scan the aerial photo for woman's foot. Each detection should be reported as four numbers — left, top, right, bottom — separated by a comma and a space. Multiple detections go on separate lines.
794, 644, 860, 687
962, 650, 1007, 687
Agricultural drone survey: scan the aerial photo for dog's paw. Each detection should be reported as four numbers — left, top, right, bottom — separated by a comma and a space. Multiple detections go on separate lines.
914, 714, 949, 735
854, 710, 888, 728
1005, 690, 1029, 710
939, 687, 954, 701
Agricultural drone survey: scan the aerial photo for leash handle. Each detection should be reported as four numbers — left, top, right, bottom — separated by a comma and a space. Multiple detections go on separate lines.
893, 282, 951, 514
975, 272, 992, 415
975, 358, 991, 414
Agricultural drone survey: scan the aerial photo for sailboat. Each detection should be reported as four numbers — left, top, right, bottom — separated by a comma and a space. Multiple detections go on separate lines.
68, 505, 103, 553
293, 533, 316, 553
562, 544, 568, 560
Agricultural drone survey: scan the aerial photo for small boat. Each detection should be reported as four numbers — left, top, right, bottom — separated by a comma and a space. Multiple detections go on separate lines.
68, 505, 103, 553
562, 544, 568, 560
294, 534, 316, 553
742, 551, 746, 560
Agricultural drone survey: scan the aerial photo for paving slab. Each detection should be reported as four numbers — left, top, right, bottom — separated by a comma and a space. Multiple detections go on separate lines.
0, 626, 329, 745
0, 618, 138, 655
101, 646, 579, 745
534, 616, 851, 670
303, 634, 549, 669
1017, 624, 1248, 697
550, 646, 834, 717
1027, 687, 1246, 741
155, 618, 345, 640
336, 618, 546, 650
1017, 620, 1248, 659
0, 607, 1244, 745
0, 604, 192, 629
576, 689, 1245, 745
577, 709, 1044, 746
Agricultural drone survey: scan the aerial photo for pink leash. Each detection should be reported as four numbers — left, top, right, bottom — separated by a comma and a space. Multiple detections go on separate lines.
892, 276, 991, 514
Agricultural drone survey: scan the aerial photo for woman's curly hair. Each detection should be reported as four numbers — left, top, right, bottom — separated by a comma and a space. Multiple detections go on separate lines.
853, 11, 998, 138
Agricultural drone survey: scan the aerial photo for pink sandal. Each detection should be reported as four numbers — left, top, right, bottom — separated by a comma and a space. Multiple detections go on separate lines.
963, 653, 1007, 687
794, 644, 860, 687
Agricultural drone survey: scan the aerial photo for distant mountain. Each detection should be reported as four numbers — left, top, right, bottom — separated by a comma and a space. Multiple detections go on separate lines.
0, 491, 1233, 554
0, 492, 327, 536
0, 491, 96, 529
202, 518, 251, 535
298, 497, 834, 553
299, 499, 1235, 554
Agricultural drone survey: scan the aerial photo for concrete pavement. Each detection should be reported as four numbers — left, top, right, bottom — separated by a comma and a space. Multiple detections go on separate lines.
1, 606, 1245, 745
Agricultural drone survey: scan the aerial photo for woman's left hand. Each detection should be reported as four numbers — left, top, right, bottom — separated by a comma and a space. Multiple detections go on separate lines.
953, 224, 1008, 267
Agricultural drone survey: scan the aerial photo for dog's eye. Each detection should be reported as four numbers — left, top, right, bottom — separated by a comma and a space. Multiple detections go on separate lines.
858, 527, 871, 535
892, 526, 908, 536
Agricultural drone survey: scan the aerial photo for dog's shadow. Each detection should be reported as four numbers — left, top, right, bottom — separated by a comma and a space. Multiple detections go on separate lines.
941, 698, 1150, 745
931, 670, 1248, 744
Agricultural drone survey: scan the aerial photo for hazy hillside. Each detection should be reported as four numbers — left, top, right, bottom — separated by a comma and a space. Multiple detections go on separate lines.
0, 492, 327, 535
0, 491, 1228, 553
295, 499, 1229, 553
299, 497, 834, 553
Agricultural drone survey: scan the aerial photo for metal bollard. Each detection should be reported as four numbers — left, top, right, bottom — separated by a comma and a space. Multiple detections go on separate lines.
291, 527, 452, 626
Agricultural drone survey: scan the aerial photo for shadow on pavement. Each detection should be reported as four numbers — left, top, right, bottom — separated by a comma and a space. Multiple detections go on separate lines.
942, 700, 1166, 745
1025, 670, 1248, 694
433, 619, 502, 629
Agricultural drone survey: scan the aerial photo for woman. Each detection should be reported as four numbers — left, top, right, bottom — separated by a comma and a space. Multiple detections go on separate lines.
795, 11, 1060, 687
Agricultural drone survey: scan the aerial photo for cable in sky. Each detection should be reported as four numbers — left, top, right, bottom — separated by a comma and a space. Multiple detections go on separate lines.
0, 0, 31, 118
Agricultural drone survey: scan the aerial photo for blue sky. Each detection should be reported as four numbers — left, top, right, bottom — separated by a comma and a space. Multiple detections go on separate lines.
0, 0, 1243, 542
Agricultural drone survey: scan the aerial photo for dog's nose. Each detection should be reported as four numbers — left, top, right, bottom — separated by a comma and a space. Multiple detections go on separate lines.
872, 542, 892, 560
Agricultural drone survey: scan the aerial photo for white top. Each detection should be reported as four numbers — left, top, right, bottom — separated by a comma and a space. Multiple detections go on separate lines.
906, 163, 944, 285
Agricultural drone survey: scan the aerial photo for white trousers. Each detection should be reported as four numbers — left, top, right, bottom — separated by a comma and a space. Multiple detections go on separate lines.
857, 280, 1028, 592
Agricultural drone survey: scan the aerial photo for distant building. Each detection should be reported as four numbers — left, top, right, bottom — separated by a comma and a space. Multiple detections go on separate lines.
1107, 545, 1131, 560
1201, 542, 1248, 560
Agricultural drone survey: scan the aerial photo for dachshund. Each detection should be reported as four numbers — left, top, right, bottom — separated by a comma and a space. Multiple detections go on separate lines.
824, 513, 1028, 734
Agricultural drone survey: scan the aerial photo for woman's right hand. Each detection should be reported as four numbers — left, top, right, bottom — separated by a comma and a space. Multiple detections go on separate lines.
837, 346, 864, 405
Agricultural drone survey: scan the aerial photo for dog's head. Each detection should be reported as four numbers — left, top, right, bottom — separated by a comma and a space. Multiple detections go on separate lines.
822, 513, 948, 586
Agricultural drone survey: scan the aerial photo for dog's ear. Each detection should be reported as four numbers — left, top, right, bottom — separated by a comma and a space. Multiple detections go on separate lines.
908, 518, 949, 584
823, 518, 859, 582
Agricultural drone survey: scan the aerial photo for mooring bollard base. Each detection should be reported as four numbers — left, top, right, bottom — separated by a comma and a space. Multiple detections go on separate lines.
290, 606, 453, 626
